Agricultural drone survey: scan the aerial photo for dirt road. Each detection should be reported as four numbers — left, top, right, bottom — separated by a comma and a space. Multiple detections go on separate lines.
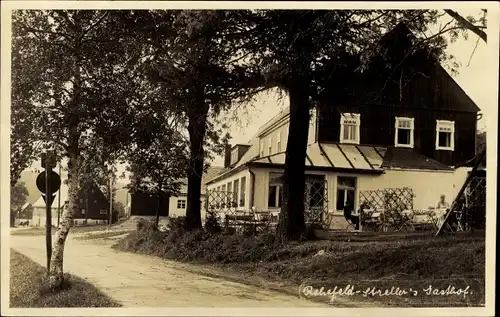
10, 233, 326, 307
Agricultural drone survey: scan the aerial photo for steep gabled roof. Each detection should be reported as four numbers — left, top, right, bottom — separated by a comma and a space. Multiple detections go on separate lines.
372, 22, 480, 113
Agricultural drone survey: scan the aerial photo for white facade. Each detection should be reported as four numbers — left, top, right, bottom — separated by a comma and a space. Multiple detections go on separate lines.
205, 104, 472, 230
168, 195, 208, 221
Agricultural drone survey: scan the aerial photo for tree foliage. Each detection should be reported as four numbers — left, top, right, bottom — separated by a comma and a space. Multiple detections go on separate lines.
11, 9, 138, 289
124, 10, 263, 229
11, 182, 29, 211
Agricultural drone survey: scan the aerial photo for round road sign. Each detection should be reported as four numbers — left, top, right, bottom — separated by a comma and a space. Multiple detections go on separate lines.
36, 171, 61, 194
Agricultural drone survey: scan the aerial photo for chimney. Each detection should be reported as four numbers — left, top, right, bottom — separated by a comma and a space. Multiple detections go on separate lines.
224, 143, 231, 168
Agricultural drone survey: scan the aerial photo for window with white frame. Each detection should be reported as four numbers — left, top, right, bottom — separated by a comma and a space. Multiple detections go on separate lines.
394, 117, 414, 148
240, 177, 246, 207
100, 209, 108, 215
268, 172, 283, 208
260, 140, 264, 157
226, 182, 232, 206
177, 199, 186, 209
277, 132, 282, 152
339, 113, 360, 144
268, 137, 273, 155
336, 176, 356, 212
233, 179, 239, 207
221, 184, 227, 207
436, 120, 455, 151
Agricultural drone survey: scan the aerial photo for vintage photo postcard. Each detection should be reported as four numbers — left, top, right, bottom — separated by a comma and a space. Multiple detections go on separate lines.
1, 1, 498, 316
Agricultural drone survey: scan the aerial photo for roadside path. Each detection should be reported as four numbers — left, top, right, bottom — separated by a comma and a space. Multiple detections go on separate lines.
10, 233, 327, 307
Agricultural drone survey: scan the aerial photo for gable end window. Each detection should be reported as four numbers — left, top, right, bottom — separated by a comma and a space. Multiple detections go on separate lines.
394, 117, 414, 148
339, 113, 360, 144
436, 120, 455, 151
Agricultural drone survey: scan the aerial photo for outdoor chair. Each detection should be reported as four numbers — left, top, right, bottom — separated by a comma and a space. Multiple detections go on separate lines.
394, 209, 414, 232
360, 208, 379, 231
343, 207, 359, 231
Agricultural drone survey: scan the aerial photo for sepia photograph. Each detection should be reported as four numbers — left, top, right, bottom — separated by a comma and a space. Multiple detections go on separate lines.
1, 1, 497, 316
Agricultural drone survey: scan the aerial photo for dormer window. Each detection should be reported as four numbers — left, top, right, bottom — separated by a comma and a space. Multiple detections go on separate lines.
230, 148, 238, 165
436, 120, 455, 151
395, 117, 414, 148
340, 113, 360, 144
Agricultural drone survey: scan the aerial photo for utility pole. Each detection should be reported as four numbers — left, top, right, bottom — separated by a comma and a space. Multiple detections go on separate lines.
85, 191, 89, 225
108, 173, 113, 228
126, 191, 129, 218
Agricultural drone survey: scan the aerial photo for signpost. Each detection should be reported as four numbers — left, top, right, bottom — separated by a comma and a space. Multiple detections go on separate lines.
36, 152, 60, 274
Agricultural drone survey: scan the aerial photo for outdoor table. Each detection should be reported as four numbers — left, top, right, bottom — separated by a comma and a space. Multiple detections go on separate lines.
394, 209, 414, 231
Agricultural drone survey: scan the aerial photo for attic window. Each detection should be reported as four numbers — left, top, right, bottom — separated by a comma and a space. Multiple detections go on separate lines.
436, 120, 455, 151
230, 148, 238, 165
268, 137, 273, 155
395, 117, 414, 148
260, 140, 264, 157
339, 113, 360, 144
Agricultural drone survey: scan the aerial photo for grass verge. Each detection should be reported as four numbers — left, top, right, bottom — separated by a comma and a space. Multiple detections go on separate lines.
11, 224, 110, 236
113, 218, 485, 307
10, 249, 121, 307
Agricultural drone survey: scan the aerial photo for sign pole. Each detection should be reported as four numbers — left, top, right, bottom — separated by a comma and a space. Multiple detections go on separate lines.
45, 155, 52, 275
36, 154, 61, 276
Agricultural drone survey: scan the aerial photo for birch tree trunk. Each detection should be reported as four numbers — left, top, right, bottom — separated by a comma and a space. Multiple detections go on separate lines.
49, 38, 81, 289
49, 150, 78, 288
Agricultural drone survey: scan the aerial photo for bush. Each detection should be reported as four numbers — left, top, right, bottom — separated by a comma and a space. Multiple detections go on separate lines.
168, 216, 187, 232
300, 223, 321, 241
204, 213, 222, 234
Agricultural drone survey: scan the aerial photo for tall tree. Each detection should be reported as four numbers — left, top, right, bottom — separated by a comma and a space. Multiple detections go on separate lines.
444, 9, 487, 43
126, 123, 189, 230
12, 10, 137, 289
10, 182, 29, 226
126, 10, 262, 230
